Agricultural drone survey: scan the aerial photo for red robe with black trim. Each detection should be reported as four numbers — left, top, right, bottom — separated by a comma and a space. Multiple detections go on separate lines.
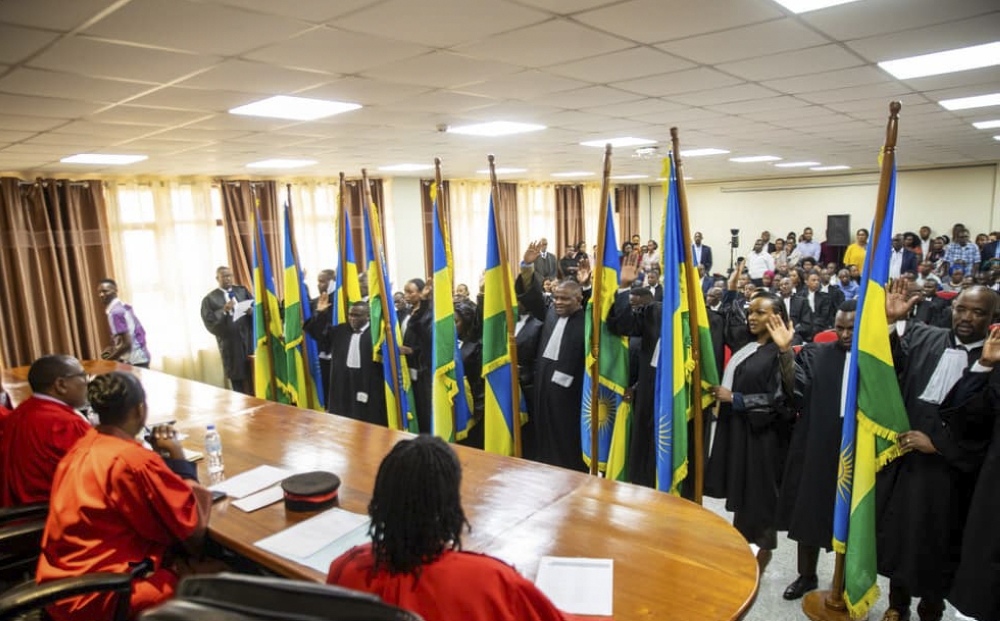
327, 545, 569, 621
37, 428, 202, 621
0, 395, 90, 506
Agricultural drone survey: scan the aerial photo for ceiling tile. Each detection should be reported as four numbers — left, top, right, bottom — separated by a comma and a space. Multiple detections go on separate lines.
0, 129, 38, 143
84, 0, 312, 56
800, 0, 997, 41
246, 28, 431, 75
336, 0, 548, 47
716, 44, 865, 82
742, 104, 835, 122
1, 143, 79, 156
146, 127, 254, 142
51, 120, 161, 140
454, 101, 566, 122
181, 114, 299, 132
512, 0, 622, 13
898, 66, 1000, 95
763, 67, 890, 95
0, 68, 152, 101
614, 68, 742, 97
0, 114, 71, 132
581, 98, 683, 118
546, 47, 694, 82
27, 36, 221, 84
177, 60, 333, 94
0, 0, 122, 31
27, 132, 115, 148
208, 0, 378, 22
0, 24, 59, 64
382, 90, 498, 114
797, 82, 914, 105
298, 78, 432, 107
669, 83, 780, 106
575, 0, 782, 45
0, 93, 103, 118
530, 85, 642, 109
458, 70, 589, 100
113, 137, 217, 153
455, 19, 632, 68
707, 95, 810, 114
126, 87, 262, 112
845, 13, 1000, 62
86, 105, 214, 126
362, 52, 522, 89
658, 18, 830, 65
632, 107, 724, 125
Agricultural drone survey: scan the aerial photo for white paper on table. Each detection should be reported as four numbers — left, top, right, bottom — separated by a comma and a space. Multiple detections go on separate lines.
535, 556, 613, 616
234, 299, 254, 317
255, 508, 369, 559
208, 465, 290, 499
182, 448, 203, 462
231, 486, 284, 512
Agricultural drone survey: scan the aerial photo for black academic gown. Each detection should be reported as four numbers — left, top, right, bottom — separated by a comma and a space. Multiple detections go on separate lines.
303, 298, 335, 406
705, 341, 794, 549
456, 339, 485, 450
325, 324, 385, 425
517, 272, 588, 472
876, 322, 992, 599
776, 343, 847, 549
515, 315, 544, 460
722, 291, 752, 353
949, 366, 1000, 620
402, 302, 433, 433
707, 306, 726, 378
200, 286, 254, 384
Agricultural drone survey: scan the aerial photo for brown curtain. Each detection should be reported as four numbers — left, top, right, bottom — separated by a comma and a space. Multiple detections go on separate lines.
343, 178, 386, 278
420, 179, 451, 278
555, 185, 584, 260
615, 184, 640, 247
0, 178, 115, 367
496, 182, 520, 275
219, 180, 282, 297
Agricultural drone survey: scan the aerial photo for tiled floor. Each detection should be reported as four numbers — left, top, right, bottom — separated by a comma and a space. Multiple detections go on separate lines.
701, 497, 970, 621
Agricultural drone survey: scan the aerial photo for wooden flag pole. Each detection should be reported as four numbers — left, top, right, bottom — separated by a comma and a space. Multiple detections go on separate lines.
802, 100, 901, 621
588, 144, 613, 476
361, 168, 405, 431
337, 172, 348, 317
671, 128, 706, 504
488, 154, 523, 458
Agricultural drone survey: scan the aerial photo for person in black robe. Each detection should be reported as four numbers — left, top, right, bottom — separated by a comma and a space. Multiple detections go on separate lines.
705, 290, 796, 573
200, 266, 253, 394
948, 326, 1000, 620
801, 271, 834, 337
514, 303, 544, 460
323, 301, 386, 424
303, 269, 336, 405
453, 299, 485, 449
400, 278, 433, 433
877, 284, 999, 621
517, 241, 590, 472
776, 300, 857, 600
706, 286, 726, 379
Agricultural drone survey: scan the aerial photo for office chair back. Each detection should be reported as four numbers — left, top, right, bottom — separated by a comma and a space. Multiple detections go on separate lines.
0, 519, 45, 587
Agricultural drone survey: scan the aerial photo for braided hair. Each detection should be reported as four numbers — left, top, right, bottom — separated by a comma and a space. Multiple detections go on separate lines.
368, 435, 469, 575
87, 372, 146, 425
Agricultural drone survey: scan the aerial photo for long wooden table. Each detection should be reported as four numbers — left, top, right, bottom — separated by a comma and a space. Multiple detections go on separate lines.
3, 362, 758, 620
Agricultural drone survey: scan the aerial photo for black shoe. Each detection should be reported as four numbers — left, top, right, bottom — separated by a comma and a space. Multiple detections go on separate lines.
782, 574, 819, 600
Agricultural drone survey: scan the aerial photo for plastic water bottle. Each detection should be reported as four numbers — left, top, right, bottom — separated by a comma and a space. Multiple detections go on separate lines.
205, 424, 224, 478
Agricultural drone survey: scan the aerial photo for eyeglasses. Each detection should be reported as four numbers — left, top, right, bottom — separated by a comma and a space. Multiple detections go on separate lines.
61, 372, 88, 381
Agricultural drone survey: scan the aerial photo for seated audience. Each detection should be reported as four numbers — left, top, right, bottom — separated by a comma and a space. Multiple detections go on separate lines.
327, 435, 569, 621
37, 371, 212, 621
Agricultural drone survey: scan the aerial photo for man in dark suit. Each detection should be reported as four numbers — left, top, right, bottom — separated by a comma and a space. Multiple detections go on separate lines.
201, 266, 254, 394
303, 268, 336, 405
777, 277, 810, 343
890, 234, 919, 280
532, 237, 559, 281
802, 272, 833, 338
646, 267, 663, 302
691, 231, 712, 272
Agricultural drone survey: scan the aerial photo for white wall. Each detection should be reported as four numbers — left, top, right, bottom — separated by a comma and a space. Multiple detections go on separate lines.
388, 176, 425, 288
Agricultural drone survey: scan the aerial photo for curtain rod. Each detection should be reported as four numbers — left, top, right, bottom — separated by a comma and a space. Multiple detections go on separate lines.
16, 180, 94, 188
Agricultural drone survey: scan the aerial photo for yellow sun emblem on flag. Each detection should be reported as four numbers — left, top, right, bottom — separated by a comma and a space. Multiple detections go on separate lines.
837, 443, 855, 503
582, 386, 615, 433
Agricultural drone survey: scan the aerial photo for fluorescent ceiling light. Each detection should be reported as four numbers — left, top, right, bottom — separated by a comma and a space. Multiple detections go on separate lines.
447, 121, 545, 137
229, 95, 361, 121
972, 120, 1000, 129
810, 165, 851, 171
61, 153, 147, 165
939, 92, 1000, 111
580, 137, 656, 148
769, 0, 862, 14
681, 148, 730, 157
378, 163, 433, 172
246, 158, 317, 169
610, 174, 649, 180
551, 171, 593, 178
995, 135, 1000, 141
878, 42, 1000, 80
774, 161, 821, 168
476, 167, 527, 174
729, 155, 782, 163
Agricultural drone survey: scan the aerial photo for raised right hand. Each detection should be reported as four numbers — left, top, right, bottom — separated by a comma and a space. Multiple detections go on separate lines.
523, 240, 541, 265
885, 278, 920, 323
620, 252, 640, 288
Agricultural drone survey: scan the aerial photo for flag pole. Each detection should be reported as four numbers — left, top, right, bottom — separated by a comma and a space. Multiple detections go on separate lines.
434, 157, 456, 437
253, 206, 278, 402
488, 155, 523, 458
588, 144, 613, 476
361, 168, 405, 431
802, 100, 901, 621
670, 128, 706, 504
337, 172, 348, 321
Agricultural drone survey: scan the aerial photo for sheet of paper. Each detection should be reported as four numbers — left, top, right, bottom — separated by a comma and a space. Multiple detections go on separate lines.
535, 557, 614, 616
234, 299, 253, 317
231, 486, 284, 512
182, 448, 203, 462
255, 507, 369, 559
208, 465, 290, 499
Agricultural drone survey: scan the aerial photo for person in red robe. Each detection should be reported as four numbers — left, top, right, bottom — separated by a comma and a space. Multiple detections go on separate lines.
37, 371, 212, 621
0, 355, 91, 506
326, 435, 569, 621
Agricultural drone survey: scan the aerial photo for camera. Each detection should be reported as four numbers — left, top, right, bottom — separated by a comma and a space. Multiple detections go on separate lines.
730, 228, 740, 248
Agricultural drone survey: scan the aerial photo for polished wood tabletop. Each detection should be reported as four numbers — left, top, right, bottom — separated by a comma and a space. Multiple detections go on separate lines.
3, 362, 759, 620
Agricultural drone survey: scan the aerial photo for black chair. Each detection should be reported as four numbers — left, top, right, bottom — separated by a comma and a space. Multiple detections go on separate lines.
0, 519, 46, 587
139, 573, 423, 621
0, 559, 153, 621
0, 504, 47, 527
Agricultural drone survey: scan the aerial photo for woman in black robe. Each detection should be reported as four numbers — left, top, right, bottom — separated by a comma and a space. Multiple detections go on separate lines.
401, 278, 433, 433
454, 299, 485, 450
706, 291, 796, 572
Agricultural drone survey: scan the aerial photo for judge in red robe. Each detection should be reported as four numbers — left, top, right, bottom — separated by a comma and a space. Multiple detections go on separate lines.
0, 355, 91, 507
37, 371, 212, 621
327, 435, 568, 621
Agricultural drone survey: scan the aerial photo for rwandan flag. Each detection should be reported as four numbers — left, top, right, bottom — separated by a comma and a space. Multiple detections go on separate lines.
833, 159, 909, 618
582, 195, 631, 477
654, 154, 720, 495
332, 201, 361, 327
282, 202, 323, 410
431, 191, 472, 442
361, 198, 418, 432
482, 194, 518, 456
252, 208, 290, 404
